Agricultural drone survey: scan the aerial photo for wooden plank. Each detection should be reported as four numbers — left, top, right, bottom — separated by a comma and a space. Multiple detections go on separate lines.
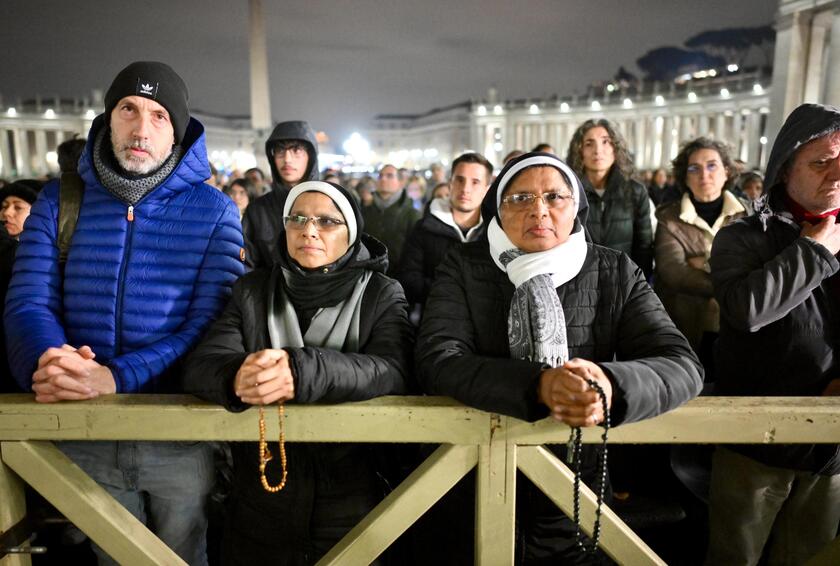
507, 397, 840, 445
317, 444, 478, 565
0, 445, 30, 566
1, 441, 185, 566
517, 445, 665, 566
475, 415, 516, 566
1, 395, 838, 444
805, 535, 840, 566
0, 395, 491, 444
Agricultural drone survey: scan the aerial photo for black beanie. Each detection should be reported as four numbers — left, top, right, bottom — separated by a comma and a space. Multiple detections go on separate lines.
0, 181, 41, 205
104, 61, 190, 145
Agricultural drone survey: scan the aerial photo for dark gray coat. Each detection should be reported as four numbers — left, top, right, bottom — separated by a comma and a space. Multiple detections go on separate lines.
710, 103, 840, 475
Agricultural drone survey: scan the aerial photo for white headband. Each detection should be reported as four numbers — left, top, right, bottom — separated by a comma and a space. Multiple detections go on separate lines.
283, 181, 358, 244
495, 155, 581, 217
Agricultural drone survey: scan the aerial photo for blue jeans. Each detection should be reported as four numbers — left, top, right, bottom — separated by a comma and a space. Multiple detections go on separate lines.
57, 440, 215, 566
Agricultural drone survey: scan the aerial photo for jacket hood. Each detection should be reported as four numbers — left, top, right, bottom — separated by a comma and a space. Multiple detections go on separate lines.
481, 151, 590, 237
764, 104, 840, 199
78, 113, 211, 199
264, 120, 320, 190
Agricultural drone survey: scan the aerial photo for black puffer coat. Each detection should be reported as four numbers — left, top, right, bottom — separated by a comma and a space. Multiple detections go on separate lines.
417, 241, 702, 424
242, 121, 320, 270
183, 234, 413, 563
396, 207, 485, 305
710, 103, 840, 475
583, 168, 653, 276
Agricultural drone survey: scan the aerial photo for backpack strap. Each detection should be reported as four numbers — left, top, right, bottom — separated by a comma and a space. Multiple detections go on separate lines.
58, 172, 84, 266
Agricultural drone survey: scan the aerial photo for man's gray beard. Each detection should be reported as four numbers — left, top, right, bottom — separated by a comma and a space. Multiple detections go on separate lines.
110, 133, 173, 175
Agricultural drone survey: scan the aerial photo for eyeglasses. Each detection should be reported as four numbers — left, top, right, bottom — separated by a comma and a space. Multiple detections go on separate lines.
500, 191, 574, 210
686, 161, 722, 175
274, 143, 306, 156
283, 215, 346, 231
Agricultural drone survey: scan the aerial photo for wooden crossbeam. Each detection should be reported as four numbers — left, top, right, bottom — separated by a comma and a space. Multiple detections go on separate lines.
317, 444, 478, 565
0, 445, 29, 566
517, 445, 666, 566
0, 441, 185, 566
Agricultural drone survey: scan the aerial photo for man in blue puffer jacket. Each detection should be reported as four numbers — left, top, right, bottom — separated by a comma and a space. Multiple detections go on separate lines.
4, 61, 244, 565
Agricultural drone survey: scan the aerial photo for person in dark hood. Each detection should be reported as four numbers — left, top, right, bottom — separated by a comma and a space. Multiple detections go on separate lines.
184, 181, 413, 564
242, 120, 320, 270
415, 152, 702, 564
707, 103, 840, 565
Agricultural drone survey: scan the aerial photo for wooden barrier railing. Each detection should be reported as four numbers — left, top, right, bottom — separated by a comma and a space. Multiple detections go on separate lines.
1, 395, 839, 565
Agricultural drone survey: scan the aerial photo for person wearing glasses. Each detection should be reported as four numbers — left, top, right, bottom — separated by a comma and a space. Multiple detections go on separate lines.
184, 181, 413, 564
654, 138, 750, 382
415, 152, 702, 564
243, 120, 321, 270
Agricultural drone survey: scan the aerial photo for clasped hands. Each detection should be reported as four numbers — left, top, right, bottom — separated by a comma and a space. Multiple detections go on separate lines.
538, 358, 613, 427
32, 344, 116, 403
234, 349, 295, 405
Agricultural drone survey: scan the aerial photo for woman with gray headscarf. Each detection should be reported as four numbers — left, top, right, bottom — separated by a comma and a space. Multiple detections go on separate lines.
416, 152, 703, 563
185, 181, 413, 564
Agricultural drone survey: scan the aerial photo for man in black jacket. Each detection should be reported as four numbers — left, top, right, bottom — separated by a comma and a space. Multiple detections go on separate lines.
243, 120, 320, 269
396, 152, 493, 307
708, 103, 840, 565
361, 163, 419, 273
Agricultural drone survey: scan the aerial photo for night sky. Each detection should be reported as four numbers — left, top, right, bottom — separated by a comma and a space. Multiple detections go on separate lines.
1, 0, 778, 145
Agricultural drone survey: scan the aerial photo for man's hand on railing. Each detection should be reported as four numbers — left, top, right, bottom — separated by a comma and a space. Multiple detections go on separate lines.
234, 349, 295, 405
31, 344, 116, 403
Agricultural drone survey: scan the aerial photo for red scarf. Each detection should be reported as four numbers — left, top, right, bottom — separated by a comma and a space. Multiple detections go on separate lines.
785, 194, 840, 224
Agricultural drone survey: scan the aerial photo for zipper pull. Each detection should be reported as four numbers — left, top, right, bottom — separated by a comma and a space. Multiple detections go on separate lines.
127, 205, 134, 222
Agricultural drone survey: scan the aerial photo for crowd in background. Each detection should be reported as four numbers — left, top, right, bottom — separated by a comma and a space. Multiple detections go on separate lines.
3, 68, 838, 566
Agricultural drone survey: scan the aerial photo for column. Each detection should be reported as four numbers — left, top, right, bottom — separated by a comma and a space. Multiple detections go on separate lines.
249, 0, 272, 131
803, 10, 834, 103
0, 128, 11, 178
745, 112, 762, 168
12, 128, 29, 177
634, 118, 646, 170
34, 129, 48, 175
767, 11, 810, 145
698, 114, 710, 136
678, 114, 693, 145
825, 5, 840, 106
661, 116, 674, 166
714, 114, 727, 140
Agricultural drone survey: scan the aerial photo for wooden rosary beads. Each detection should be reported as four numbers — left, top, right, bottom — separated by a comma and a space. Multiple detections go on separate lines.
258, 403, 288, 493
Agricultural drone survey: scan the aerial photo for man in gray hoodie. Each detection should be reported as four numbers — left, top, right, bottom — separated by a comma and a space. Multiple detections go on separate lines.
242, 120, 319, 269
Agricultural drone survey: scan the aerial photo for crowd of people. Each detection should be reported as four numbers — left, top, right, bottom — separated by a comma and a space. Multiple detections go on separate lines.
0, 60, 838, 566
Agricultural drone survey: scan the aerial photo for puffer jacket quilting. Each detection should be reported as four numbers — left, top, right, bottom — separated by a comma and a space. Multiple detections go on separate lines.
5, 115, 245, 392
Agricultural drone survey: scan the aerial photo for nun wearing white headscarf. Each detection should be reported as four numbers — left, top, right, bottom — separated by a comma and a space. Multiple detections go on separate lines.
185, 181, 413, 565
416, 152, 702, 563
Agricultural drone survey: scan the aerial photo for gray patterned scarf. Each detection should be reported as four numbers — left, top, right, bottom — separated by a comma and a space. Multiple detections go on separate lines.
93, 127, 183, 205
488, 218, 587, 366
500, 249, 569, 366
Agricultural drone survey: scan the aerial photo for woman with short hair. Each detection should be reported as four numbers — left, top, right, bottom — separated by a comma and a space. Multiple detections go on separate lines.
654, 137, 750, 381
